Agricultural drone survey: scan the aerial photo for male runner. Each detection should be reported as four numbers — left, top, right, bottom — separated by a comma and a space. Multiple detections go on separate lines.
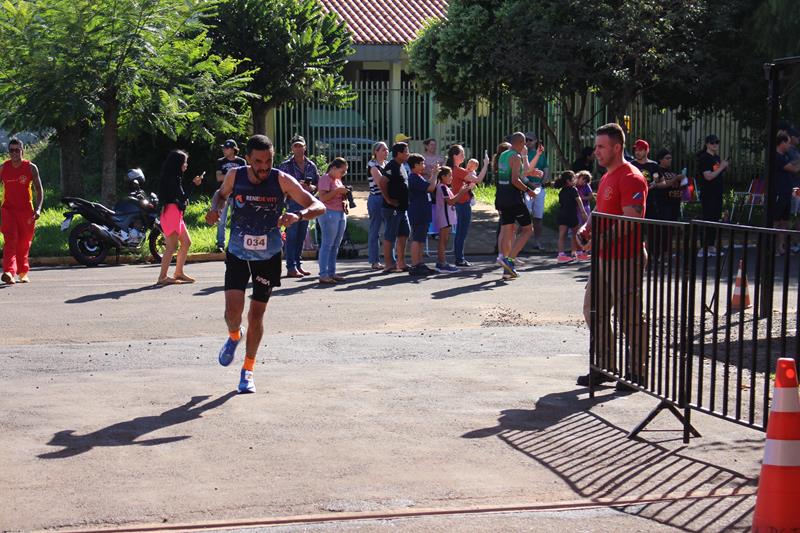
206, 135, 324, 393
494, 132, 543, 279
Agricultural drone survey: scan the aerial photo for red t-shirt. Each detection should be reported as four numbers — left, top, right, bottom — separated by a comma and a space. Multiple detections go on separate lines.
450, 166, 471, 205
1, 160, 34, 211
594, 162, 648, 259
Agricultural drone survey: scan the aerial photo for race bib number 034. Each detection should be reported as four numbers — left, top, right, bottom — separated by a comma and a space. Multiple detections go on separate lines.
243, 234, 267, 251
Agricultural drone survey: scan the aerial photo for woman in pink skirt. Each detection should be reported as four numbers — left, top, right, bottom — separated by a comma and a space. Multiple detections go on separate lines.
156, 149, 203, 285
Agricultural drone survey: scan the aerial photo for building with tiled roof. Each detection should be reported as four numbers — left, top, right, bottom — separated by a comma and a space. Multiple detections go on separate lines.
320, 0, 448, 46
319, 0, 449, 81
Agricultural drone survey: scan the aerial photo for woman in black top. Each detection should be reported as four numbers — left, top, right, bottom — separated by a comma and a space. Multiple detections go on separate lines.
157, 149, 203, 285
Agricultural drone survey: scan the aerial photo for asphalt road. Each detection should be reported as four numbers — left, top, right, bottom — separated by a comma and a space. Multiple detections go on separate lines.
0, 257, 761, 532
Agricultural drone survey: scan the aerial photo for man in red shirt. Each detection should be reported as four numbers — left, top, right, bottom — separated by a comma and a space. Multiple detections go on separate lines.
1, 138, 43, 284
577, 123, 649, 390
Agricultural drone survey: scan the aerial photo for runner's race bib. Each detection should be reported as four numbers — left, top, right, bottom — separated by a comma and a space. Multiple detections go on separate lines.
243, 234, 267, 251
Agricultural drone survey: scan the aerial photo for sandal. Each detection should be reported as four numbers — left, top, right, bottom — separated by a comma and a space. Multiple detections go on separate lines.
371, 263, 385, 270
319, 277, 337, 284
156, 276, 181, 286
174, 273, 196, 283
382, 265, 397, 273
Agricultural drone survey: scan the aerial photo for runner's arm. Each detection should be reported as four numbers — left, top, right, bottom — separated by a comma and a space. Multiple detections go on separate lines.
510, 153, 527, 191
205, 169, 236, 225
278, 171, 325, 227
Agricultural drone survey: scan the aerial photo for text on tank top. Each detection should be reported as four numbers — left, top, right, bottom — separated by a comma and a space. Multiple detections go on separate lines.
227, 166, 286, 261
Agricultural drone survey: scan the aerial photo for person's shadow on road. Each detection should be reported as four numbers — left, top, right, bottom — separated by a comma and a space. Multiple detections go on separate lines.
38, 392, 237, 459
64, 284, 162, 303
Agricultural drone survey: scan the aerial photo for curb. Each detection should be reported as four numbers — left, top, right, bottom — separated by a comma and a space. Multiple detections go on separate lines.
28, 252, 227, 268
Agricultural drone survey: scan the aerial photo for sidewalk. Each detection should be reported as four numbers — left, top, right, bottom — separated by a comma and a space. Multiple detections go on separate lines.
348, 184, 559, 257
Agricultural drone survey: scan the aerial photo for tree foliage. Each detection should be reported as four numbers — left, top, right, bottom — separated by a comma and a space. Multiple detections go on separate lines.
0, 0, 252, 201
409, 0, 793, 165
206, 0, 355, 135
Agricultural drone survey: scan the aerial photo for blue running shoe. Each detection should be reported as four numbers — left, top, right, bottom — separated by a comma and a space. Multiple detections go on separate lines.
218, 327, 244, 367
502, 257, 519, 278
238, 369, 255, 394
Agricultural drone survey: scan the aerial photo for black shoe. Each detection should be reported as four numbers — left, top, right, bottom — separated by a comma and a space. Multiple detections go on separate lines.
409, 265, 427, 276
216, 245, 225, 253
455, 260, 472, 267
419, 264, 437, 275
576, 371, 615, 387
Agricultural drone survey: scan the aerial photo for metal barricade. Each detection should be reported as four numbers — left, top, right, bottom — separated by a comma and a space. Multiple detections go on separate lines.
589, 214, 800, 443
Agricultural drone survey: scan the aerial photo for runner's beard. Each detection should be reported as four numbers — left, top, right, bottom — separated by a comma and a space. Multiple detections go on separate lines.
255, 168, 270, 181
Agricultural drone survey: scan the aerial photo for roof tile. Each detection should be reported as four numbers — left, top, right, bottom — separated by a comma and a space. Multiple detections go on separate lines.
320, 0, 448, 45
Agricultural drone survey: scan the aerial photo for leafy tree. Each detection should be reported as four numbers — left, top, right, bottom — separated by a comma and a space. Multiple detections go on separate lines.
409, 0, 724, 166
0, 0, 252, 203
206, 0, 355, 135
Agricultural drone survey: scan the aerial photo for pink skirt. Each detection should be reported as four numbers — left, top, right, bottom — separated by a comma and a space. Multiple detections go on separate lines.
160, 203, 187, 237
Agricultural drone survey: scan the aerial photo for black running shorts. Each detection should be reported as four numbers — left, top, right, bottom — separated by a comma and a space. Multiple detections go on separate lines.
224, 251, 282, 302
498, 203, 532, 226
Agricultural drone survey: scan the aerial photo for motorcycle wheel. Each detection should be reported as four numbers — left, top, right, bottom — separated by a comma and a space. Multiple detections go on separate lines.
148, 226, 173, 264
68, 223, 109, 266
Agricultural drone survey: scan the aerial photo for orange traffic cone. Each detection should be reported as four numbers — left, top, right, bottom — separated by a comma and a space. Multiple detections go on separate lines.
730, 260, 751, 312
752, 358, 800, 532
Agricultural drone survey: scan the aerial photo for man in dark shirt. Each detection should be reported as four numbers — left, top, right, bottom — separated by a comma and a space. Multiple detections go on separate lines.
215, 140, 246, 252
278, 135, 319, 277
697, 134, 729, 257
631, 139, 662, 220
377, 142, 410, 272
775, 132, 800, 253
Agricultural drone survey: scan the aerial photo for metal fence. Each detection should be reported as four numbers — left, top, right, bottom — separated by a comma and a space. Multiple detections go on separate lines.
272, 82, 762, 182
589, 214, 799, 443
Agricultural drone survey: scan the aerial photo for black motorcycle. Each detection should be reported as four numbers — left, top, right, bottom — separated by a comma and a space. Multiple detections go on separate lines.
60, 169, 165, 266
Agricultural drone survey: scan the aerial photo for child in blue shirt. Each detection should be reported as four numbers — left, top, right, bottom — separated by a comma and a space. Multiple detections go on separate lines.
407, 153, 436, 276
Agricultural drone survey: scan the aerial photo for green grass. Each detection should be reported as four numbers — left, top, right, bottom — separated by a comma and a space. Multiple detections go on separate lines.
474, 183, 560, 228
1, 193, 366, 258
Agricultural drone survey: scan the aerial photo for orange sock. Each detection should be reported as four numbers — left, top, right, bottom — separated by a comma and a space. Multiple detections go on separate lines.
243, 354, 256, 371
229, 329, 242, 341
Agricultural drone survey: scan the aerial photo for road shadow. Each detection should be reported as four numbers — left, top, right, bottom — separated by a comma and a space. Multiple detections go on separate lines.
38, 392, 237, 459
464, 389, 756, 532
65, 283, 162, 303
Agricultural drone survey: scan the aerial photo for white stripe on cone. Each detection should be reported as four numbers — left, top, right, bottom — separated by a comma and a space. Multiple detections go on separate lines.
763, 439, 800, 467
772, 387, 800, 413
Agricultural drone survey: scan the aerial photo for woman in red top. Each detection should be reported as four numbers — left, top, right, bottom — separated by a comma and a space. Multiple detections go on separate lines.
1, 138, 43, 284
445, 144, 489, 266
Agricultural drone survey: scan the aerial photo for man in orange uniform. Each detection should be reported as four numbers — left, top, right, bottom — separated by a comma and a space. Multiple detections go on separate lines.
1, 138, 43, 284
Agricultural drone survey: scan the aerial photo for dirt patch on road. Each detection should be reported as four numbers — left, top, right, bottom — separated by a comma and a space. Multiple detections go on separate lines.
480, 306, 535, 328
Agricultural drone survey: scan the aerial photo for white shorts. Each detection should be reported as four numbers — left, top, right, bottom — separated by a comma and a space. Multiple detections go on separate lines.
525, 187, 546, 219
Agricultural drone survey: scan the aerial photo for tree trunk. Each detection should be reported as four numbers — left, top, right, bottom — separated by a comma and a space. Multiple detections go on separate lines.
101, 90, 119, 206
56, 124, 84, 198
533, 108, 569, 169
251, 99, 268, 135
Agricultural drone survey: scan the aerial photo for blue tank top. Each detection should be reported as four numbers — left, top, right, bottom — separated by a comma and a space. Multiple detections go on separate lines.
227, 166, 285, 261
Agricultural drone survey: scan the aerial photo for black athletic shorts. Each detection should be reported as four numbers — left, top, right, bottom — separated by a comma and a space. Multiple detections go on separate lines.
224, 251, 282, 302
498, 203, 532, 226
